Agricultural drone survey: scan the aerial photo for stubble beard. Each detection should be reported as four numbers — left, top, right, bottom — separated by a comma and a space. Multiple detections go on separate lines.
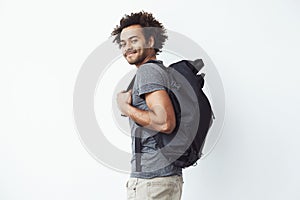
125, 47, 150, 66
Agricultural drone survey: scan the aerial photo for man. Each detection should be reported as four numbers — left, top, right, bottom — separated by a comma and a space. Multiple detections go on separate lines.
112, 11, 184, 200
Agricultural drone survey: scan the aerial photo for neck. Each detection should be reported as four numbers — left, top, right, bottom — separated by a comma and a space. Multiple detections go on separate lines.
136, 51, 157, 68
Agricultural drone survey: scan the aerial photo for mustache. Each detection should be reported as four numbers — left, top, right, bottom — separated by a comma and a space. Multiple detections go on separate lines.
124, 49, 137, 57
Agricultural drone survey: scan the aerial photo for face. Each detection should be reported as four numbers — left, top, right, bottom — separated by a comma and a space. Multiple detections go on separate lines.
120, 25, 154, 66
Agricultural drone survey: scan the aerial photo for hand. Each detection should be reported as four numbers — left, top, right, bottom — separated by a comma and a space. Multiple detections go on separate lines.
117, 90, 132, 116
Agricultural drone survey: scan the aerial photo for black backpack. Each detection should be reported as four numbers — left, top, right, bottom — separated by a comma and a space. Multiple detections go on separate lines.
129, 59, 214, 170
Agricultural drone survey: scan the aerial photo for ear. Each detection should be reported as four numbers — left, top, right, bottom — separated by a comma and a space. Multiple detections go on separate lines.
147, 36, 155, 48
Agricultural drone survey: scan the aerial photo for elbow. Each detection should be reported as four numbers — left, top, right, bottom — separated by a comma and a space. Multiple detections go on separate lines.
161, 121, 176, 134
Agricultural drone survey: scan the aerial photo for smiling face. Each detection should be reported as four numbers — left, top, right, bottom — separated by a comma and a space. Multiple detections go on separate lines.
120, 25, 155, 67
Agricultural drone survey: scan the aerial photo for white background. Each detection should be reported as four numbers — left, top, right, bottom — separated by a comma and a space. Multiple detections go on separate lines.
1, 0, 300, 199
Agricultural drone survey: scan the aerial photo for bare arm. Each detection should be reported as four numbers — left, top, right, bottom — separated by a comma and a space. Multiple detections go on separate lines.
117, 90, 176, 134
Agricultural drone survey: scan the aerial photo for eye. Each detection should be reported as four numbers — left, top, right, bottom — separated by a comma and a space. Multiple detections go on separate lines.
119, 42, 126, 48
131, 39, 138, 44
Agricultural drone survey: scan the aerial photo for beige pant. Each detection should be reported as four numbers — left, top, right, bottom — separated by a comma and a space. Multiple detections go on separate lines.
126, 175, 183, 200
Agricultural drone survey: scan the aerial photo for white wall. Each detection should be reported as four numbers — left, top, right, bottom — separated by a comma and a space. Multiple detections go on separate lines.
1, 0, 300, 199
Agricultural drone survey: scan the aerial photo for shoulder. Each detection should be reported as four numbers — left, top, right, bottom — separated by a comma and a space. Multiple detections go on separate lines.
137, 62, 166, 75
136, 62, 168, 83
134, 61, 169, 94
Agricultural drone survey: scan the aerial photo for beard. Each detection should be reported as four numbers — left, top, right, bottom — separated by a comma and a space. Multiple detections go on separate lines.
124, 48, 150, 66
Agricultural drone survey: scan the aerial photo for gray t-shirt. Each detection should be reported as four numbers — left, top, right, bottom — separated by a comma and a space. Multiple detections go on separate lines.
129, 60, 182, 179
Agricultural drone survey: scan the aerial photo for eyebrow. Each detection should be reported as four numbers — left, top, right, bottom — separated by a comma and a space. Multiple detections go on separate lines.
120, 36, 139, 42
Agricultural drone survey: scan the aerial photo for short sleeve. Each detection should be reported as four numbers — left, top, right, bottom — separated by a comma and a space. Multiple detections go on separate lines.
135, 63, 168, 98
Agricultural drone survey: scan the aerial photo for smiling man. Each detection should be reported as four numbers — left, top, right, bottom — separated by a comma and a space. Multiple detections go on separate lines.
112, 11, 183, 200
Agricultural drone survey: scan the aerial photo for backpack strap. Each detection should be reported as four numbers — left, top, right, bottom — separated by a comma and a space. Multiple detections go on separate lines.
135, 127, 142, 172
124, 75, 142, 172
126, 75, 136, 92
120, 75, 136, 118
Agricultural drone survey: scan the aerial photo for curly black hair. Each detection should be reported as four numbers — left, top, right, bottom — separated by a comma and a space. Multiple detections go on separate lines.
111, 11, 168, 55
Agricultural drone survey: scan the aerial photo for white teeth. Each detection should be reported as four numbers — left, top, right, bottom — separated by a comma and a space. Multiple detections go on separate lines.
127, 52, 135, 56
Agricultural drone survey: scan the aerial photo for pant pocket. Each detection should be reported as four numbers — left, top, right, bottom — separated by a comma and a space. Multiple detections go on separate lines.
126, 179, 137, 200
147, 181, 175, 200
